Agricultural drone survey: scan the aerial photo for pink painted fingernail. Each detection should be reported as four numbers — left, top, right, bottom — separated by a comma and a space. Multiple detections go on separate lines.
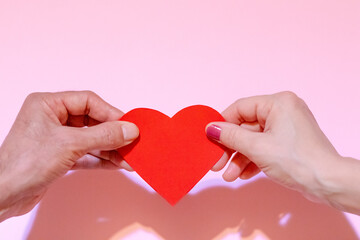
206, 124, 222, 141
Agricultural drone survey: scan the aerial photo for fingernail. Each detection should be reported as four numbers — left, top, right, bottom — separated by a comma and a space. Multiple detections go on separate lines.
206, 124, 221, 141
121, 122, 139, 141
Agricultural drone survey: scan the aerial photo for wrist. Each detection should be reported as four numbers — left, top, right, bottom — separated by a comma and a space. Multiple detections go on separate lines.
0, 177, 13, 209
0, 152, 11, 221
0, 158, 11, 207
0, 149, 22, 222
307, 154, 342, 203
311, 155, 360, 213
0, 147, 20, 208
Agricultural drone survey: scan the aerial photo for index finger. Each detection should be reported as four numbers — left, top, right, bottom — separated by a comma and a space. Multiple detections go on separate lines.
45, 91, 124, 125
222, 94, 273, 129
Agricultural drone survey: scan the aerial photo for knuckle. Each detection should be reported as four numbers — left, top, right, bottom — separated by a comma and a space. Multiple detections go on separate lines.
101, 125, 123, 147
225, 127, 242, 150
234, 98, 241, 105
277, 91, 298, 102
82, 90, 98, 99
234, 98, 243, 107
25, 92, 54, 109
25, 92, 42, 103
275, 91, 305, 109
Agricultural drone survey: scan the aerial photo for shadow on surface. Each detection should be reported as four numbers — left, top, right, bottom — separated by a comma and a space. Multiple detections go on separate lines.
27, 170, 357, 240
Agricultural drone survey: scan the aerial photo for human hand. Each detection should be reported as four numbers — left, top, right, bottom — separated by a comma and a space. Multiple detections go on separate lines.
206, 92, 342, 203
0, 91, 139, 221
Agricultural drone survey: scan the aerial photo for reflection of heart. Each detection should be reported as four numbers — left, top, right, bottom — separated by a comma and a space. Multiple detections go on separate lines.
118, 105, 225, 205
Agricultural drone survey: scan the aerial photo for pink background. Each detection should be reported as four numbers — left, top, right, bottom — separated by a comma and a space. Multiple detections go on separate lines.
1, 0, 360, 239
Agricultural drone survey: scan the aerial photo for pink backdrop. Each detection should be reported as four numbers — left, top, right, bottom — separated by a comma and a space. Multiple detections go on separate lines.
1, 0, 360, 239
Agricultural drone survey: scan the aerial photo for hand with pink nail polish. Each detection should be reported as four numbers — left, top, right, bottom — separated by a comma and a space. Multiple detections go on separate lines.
206, 91, 360, 215
0, 91, 139, 222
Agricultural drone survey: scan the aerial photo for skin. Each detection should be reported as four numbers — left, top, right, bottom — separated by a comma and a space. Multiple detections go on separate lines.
0, 91, 139, 222
1, 90, 359, 222
208, 91, 360, 215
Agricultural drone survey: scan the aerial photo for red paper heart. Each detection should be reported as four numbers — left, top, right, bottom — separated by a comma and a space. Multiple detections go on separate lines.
118, 105, 225, 205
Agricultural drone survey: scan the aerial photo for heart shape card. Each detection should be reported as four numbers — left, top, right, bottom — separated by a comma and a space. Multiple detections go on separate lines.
118, 105, 225, 205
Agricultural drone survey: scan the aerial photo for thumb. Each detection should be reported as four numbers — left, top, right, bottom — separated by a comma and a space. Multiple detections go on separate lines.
206, 122, 264, 158
70, 121, 139, 153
